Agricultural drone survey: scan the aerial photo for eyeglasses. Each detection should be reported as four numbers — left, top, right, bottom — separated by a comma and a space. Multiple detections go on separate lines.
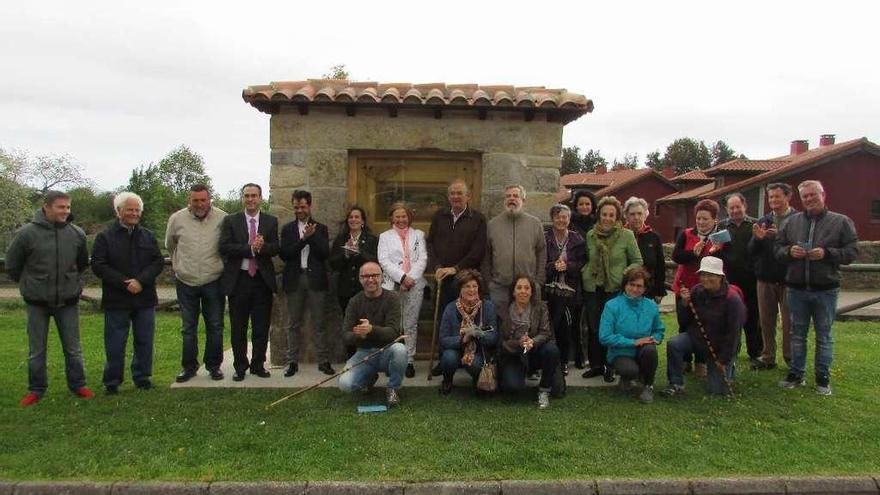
359, 273, 382, 280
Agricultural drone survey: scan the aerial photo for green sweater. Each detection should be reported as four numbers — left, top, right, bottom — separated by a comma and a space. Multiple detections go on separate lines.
581, 227, 643, 293
342, 290, 402, 349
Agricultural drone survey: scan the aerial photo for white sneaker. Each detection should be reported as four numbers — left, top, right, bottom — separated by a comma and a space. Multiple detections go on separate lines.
537, 390, 550, 409
815, 384, 833, 396
386, 388, 401, 407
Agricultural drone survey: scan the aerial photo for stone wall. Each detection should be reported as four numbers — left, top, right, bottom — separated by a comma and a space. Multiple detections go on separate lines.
265, 107, 565, 364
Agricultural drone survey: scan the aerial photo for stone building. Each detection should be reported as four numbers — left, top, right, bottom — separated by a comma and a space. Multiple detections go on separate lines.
241, 78, 592, 363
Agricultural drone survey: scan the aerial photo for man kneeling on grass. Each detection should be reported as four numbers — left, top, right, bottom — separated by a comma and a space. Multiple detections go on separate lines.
338, 262, 407, 407
663, 256, 745, 397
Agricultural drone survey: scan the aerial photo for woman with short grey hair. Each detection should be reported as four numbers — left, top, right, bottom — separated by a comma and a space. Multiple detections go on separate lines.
623, 197, 666, 303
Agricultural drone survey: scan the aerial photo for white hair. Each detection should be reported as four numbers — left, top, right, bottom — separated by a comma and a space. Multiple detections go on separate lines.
447, 179, 470, 195
797, 180, 825, 194
623, 196, 650, 218
114, 191, 144, 212
504, 184, 526, 199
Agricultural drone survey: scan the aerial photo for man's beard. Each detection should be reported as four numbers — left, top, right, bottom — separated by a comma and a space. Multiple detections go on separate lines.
505, 204, 523, 217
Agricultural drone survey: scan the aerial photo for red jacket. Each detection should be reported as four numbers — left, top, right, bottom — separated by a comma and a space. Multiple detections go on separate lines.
671, 228, 725, 293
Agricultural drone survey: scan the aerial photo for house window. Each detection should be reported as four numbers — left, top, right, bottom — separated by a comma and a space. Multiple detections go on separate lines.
871, 199, 880, 221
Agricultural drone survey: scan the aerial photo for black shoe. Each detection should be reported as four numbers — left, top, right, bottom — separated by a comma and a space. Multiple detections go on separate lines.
250, 368, 271, 378
431, 363, 443, 376
561, 364, 569, 376
208, 368, 224, 381
581, 367, 603, 379
105, 385, 119, 395
232, 371, 246, 382
284, 362, 299, 377
318, 362, 336, 376
136, 380, 154, 390
405, 363, 416, 378
439, 378, 453, 395
603, 366, 615, 383
175, 369, 197, 383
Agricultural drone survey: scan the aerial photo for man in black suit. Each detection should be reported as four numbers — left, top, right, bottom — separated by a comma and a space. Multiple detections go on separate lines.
219, 183, 279, 381
280, 190, 333, 377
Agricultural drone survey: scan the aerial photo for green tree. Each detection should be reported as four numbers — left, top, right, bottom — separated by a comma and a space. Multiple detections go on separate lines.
711, 140, 746, 166
662, 138, 712, 175
0, 148, 33, 242
323, 64, 349, 79
67, 186, 115, 233
157, 145, 213, 199
561, 146, 583, 176
27, 153, 87, 195
612, 153, 639, 170
582, 149, 607, 173
645, 150, 663, 171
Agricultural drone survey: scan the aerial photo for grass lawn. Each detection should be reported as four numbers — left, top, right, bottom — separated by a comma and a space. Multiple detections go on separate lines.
0, 301, 878, 481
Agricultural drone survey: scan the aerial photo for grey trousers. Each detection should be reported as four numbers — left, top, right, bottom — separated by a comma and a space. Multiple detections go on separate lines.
285, 274, 329, 363
26, 303, 87, 395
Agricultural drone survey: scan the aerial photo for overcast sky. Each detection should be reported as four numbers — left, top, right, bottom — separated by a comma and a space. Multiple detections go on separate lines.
3, 1, 878, 196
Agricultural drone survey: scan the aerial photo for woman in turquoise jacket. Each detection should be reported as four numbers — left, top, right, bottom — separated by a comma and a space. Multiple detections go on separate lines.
599, 266, 665, 403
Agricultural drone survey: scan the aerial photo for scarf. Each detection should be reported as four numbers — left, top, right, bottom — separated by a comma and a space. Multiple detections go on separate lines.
509, 302, 532, 341
393, 225, 411, 273
625, 222, 653, 235
345, 230, 361, 253
456, 297, 482, 366
591, 221, 622, 289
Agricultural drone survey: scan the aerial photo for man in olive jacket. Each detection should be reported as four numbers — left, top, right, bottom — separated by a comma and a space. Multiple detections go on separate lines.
5, 191, 94, 406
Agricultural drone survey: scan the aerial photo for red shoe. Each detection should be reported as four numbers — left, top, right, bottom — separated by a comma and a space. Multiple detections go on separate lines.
20, 392, 41, 407
74, 387, 95, 400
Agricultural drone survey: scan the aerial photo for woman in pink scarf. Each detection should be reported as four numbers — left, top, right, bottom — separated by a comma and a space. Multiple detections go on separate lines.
378, 202, 427, 378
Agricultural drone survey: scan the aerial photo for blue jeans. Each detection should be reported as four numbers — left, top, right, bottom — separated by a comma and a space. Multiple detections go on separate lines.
440, 349, 486, 385
787, 288, 838, 382
338, 342, 407, 392
26, 304, 87, 395
103, 308, 155, 387
666, 333, 736, 395
176, 279, 225, 372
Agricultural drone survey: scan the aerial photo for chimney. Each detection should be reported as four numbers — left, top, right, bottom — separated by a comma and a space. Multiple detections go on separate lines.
790, 140, 809, 155
820, 134, 836, 147
596, 164, 607, 174
661, 165, 675, 178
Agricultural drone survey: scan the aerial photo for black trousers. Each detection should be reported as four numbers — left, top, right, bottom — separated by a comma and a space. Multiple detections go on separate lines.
584, 288, 617, 370
548, 296, 582, 366
729, 276, 762, 359
228, 272, 273, 373
499, 342, 560, 391
612, 344, 658, 386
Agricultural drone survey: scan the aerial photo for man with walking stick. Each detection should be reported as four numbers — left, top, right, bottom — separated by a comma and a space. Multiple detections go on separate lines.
338, 262, 407, 406
426, 179, 487, 377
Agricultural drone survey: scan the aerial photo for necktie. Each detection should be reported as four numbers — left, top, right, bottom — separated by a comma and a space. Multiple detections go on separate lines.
248, 217, 257, 277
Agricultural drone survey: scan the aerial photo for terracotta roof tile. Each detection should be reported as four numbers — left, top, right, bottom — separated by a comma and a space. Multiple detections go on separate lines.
560, 169, 647, 188
243, 79, 593, 123
704, 159, 790, 176
656, 182, 718, 203
672, 170, 712, 182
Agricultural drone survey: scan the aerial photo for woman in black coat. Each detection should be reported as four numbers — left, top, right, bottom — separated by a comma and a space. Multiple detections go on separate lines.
328, 205, 378, 312
623, 196, 666, 303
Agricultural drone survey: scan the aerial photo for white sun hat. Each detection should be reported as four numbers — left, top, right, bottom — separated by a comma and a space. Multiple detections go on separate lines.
697, 256, 725, 276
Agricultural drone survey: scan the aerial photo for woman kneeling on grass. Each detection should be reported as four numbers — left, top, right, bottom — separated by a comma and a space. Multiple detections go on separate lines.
438, 269, 498, 395
498, 274, 561, 409
663, 256, 745, 397
599, 266, 665, 403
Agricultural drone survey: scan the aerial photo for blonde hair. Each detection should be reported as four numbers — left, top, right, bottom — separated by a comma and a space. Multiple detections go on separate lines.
387, 201, 415, 225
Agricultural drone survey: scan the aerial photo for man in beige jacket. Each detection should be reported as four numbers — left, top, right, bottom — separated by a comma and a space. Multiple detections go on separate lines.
165, 184, 227, 382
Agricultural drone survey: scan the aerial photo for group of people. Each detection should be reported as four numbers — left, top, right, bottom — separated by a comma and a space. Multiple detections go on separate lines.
6, 176, 857, 409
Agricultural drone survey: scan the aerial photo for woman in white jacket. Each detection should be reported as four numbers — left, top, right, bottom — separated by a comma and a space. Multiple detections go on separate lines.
378, 202, 427, 378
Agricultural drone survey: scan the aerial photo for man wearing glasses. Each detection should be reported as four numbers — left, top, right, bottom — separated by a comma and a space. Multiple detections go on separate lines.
338, 261, 407, 406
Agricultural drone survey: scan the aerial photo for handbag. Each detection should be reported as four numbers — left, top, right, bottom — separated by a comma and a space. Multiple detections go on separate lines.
476, 360, 497, 393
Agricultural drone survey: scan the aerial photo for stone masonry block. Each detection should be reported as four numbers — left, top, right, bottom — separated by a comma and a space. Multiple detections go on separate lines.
0, 483, 13, 495
209, 482, 307, 495
270, 165, 308, 190
500, 480, 596, 495
595, 479, 690, 495
404, 481, 500, 495
111, 483, 208, 495
306, 150, 349, 188
527, 155, 562, 170
14, 483, 111, 495
303, 481, 404, 495
691, 477, 786, 495
531, 167, 560, 194
271, 150, 308, 167
784, 477, 880, 495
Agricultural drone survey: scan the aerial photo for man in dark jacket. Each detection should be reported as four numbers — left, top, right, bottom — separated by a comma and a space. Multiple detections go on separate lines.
717, 192, 761, 367
748, 182, 797, 369
5, 191, 94, 406
280, 189, 332, 377
663, 256, 746, 397
775, 180, 858, 396
426, 179, 487, 375
219, 183, 279, 381
91, 192, 164, 394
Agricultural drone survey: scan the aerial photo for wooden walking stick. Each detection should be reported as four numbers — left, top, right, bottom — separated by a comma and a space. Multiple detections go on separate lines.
426, 277, 443, 382
267, 335, 406, 409
687, 298, 736, 397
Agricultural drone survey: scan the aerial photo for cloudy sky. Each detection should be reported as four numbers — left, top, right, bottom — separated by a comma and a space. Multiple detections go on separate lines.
2, 1, 878, 195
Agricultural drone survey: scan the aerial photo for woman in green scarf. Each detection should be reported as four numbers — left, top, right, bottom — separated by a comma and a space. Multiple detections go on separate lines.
581, 196, 643, 381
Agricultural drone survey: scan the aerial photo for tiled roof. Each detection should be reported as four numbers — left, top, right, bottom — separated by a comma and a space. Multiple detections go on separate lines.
671, 170, 712, 182
659, 137, 879, 203
704, 159, 789, 176
561, 169, 648, 188
242, 79, 593, 123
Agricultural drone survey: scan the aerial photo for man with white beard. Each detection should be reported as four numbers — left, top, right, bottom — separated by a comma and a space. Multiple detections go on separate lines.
482, 184, 547, 317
